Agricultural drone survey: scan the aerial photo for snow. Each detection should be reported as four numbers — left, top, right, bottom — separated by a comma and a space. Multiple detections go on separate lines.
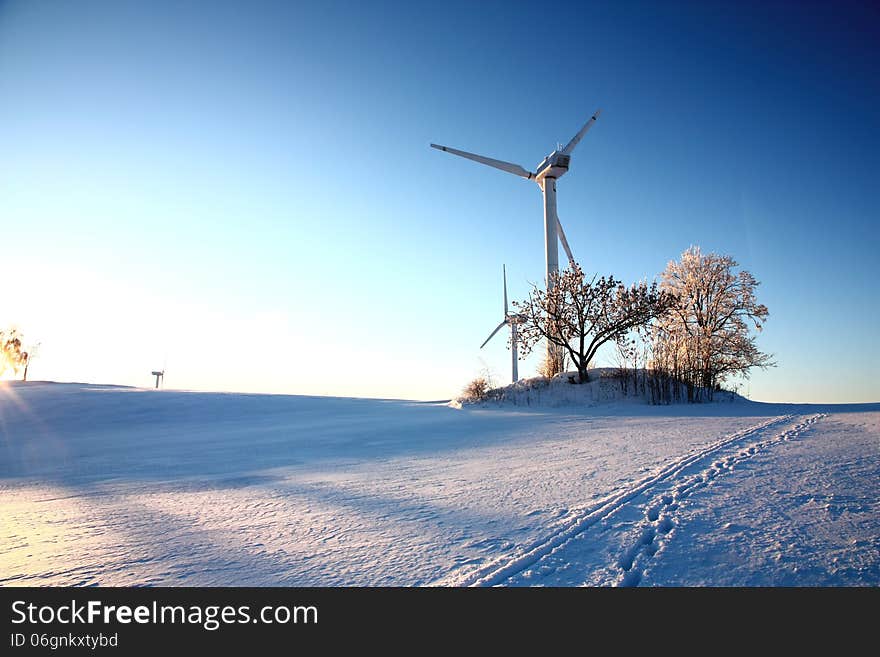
1, 382, 877, 586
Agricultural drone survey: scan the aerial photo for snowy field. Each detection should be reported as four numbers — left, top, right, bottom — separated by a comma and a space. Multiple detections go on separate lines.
1, 382, 877, 586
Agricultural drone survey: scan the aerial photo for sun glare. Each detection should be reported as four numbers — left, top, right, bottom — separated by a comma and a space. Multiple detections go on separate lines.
0, 359, 19, 381
0, 363, 19, 381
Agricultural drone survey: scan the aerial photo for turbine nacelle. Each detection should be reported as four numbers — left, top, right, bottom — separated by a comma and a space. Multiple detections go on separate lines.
534, 151, 571, 183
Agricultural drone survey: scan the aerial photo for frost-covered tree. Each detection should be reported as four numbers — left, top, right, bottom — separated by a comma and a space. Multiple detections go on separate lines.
654, 246, 774, 399
513, 263, 676, 384
0, 327, 28, 379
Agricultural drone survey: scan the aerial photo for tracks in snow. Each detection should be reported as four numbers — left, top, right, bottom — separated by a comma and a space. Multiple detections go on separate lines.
613, 412, 825, 586
437, 413, 825, 587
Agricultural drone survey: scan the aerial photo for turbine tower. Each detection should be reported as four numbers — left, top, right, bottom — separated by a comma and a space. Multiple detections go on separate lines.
431, 110, 601, 364
480, 264, 521, 383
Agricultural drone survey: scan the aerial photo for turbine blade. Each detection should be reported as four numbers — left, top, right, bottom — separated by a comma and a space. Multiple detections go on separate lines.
480, 320, 508, 349
556, 215, 576, 266
561, 109, 602, 155
431, 143, 534, 180
503, 264, 508, 316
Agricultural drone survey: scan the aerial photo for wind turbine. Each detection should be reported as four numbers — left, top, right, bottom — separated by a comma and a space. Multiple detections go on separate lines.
480, 265, 521, 383
151, 354, 167, 390
431, 110, 601, 362
151, 369, 164, 389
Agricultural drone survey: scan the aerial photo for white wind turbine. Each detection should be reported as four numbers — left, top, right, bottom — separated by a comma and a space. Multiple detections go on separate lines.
432, 110, 601, 362
480, 265, 521, 383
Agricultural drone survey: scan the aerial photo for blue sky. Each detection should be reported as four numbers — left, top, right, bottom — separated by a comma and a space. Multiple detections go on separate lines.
0, 0, 877, 402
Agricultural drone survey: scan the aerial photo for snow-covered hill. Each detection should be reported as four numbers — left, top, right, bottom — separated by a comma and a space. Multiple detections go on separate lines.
453, 368, 742, 408
1, 382, 877, 586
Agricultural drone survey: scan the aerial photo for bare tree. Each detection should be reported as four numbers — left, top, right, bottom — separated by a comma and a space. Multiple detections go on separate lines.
537, 349, 568, 379
460, 376, 489, 402
655, 246, 774, 400
22, 342, 40, 381
513, 263, 676, 384
614, 338, 632, 394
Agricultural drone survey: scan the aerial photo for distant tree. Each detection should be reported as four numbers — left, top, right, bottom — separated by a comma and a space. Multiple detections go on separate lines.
654, 246, 774, 400
22, 342, 40, 382
513, 263, 676, 384
0, 327, 28, 379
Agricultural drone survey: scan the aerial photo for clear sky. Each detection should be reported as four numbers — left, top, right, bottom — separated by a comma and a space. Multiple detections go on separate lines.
1, 0, 877, 402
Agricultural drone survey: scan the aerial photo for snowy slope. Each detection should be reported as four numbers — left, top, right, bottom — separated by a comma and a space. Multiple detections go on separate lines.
1, 382, 877, 586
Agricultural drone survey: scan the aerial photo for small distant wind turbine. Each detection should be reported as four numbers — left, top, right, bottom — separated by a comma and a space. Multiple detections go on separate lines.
432, 110, 601, 362
151, 353, 167, 390
151, 369, 164, 389
480, 265, 521, 383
